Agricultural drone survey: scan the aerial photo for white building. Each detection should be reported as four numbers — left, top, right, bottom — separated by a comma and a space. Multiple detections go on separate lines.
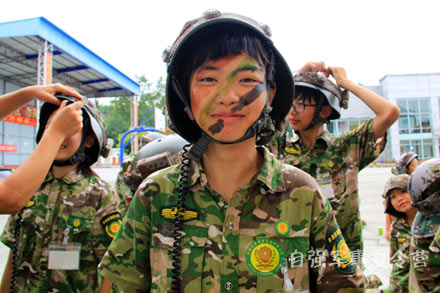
327, 73, 440, 161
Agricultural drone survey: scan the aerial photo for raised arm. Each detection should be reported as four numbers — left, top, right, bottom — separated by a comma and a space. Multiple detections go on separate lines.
0, 83, 82, 120
328, 66, 400, 139
0, 100, 83, 214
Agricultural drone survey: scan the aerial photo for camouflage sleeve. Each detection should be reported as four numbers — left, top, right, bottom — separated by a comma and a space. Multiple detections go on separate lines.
310, 191, 366, 292
98, 181, 152, 292
93, 177, 121, 261
389, 226, 399, 262
342, 119, 386, 170
0, 215, 15, 248
429, 226, 440, 253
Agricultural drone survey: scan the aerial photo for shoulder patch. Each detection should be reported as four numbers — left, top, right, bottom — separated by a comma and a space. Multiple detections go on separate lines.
352, 122, 365, 135
284, 146, 300, 155
327, 226, 356, 274
100, 212, 122, 238
160, 206, 198, 222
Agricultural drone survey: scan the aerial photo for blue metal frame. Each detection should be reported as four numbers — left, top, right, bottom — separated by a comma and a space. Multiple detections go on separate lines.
119, 108, 157, 166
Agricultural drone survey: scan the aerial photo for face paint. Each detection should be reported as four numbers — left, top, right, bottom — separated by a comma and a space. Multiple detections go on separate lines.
208, 119, 224, 135
199, 57, 262, 128
231, 82, 266, 113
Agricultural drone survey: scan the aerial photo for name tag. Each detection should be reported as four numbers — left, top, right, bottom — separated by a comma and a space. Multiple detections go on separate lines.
316, 171, 335, 199
48, 243, 81, 270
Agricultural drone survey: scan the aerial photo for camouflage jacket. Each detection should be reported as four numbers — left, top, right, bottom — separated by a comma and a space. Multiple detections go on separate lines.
1, 170, 121, 293
389, 217, 411, 292
115, 160, 133, 217
99, 147, 366, 292
408, 214, 440, 292
267, 119, 386, 254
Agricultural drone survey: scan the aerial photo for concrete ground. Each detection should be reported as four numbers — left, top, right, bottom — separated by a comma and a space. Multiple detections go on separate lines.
0, 165, 392, 289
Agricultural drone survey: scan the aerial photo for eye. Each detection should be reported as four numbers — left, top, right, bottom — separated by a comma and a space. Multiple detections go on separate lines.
200, 77, 217, 82
240, 78, 258, 83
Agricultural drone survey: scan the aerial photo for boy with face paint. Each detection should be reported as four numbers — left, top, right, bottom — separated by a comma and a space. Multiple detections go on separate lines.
98, 11, 366, 292
268, 62, 401, 264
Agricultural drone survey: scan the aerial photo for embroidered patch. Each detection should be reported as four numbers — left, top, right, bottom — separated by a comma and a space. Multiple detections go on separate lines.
327, 227, 355, 274
25, 200, 35, 208
352, 122, 365, 135
160, 206, 198, 222
398, 237, 407, 243
246, 238, 284, 277
100, 212, 122, 238
68, 217, 86, 230
328, 161, 334, 168
275, 221, 290, 236
284, 146, 299, 155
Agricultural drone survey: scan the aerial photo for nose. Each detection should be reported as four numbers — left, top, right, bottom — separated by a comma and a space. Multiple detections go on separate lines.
218, 88, 239, 106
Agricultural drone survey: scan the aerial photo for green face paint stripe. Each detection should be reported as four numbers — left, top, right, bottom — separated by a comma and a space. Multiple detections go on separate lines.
198, 57, 262, 127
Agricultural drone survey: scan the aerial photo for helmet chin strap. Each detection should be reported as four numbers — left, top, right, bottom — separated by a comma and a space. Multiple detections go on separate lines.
303, 98, 328, 131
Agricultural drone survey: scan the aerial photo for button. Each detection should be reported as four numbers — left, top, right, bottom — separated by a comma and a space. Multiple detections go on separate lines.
227, 222, 234, 230
224, 281, 233, 291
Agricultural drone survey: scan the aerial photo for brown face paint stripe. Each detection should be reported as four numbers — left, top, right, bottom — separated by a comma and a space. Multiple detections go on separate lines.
231, 82, 266, 113
208, 119, 224, 135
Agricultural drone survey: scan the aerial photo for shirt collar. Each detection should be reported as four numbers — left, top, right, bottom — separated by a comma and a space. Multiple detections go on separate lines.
44, 169, 85, 185
184, 146, 286, 193
289, 130, 333, 148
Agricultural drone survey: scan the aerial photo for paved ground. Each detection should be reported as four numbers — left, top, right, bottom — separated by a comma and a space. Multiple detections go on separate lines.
0, 165, 392, 289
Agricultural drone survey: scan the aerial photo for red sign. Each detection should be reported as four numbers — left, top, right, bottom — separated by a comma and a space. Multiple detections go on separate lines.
4, 104, 37, 126
0, 144, 17, 152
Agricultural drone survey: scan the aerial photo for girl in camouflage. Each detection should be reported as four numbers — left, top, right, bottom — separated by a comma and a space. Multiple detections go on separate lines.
99, 10, 366, 293
0, 96, 120, 292
383, 174, 416, 292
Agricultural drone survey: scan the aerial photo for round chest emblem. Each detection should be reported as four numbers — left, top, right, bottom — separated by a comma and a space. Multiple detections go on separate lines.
246, 238, 284, 277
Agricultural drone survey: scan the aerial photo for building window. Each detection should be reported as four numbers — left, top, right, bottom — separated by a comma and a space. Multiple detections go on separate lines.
398, 98, 432, 135
400, 138, 433, 159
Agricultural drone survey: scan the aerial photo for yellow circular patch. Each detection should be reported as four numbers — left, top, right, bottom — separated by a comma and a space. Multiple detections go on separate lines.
398, 237, 407, 243
73, 219, 81, 227
275, 221, 290, 236
334, 240, 352, 268
110, 222, 120, 234
328, 161, 334, 168
246, 239, 284, 277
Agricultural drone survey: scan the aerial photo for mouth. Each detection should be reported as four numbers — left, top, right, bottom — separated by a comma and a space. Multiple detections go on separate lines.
289, 119, 300, 125
212, 113, 244, 122
399, 202, 409, 208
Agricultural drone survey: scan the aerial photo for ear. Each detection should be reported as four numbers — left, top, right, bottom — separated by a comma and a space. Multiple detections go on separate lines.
320, 105, 332, 119
268, 82, 277, 105
84, 135, 95, 148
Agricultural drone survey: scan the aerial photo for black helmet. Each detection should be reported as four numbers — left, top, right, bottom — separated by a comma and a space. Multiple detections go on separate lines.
293, 72, 349, 120
37, 94, 112, 165
382, 174, 409, 218
391, 152, 418, 175
408, 158, 440, 216
163, 9, 294, 153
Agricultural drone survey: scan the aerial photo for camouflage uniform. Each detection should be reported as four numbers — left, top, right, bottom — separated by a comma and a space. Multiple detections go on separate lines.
268, 119, 386, 256
1, 170, 121, 292
99, 147, 366, 292
408, 214, 440, 292
389, 217, 411, 292
115, 160, 133, 217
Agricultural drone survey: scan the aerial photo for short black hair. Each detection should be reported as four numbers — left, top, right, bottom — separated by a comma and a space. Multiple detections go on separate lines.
294, 86, 329, 107
175, 26, 274, 101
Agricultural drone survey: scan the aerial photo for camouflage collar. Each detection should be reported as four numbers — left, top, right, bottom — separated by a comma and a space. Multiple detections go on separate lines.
44, 169, 85, 185
289, 130, 333, 148
186, 146, 286, 193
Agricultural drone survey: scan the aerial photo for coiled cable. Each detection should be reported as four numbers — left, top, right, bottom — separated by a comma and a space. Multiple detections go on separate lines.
10, 209, 23, 293
171, 144, 191, 293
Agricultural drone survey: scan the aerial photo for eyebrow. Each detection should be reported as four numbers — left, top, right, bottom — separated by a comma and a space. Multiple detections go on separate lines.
198, 64, 264, 73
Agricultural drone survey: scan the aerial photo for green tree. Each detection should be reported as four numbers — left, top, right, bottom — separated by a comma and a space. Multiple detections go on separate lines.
100, 75, 165, 154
